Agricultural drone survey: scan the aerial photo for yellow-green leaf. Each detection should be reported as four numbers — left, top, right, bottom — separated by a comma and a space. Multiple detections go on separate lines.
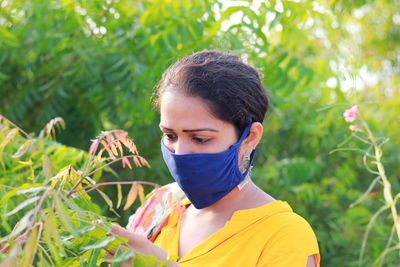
12, 139, 34, 158
54, 195, 78, 237
43, 209, 64, 263
123, 184, 138, 211
6, 196, 40, 216
97, 189, 113, 209
21, 224, 40, 267
82, 236, 115, 251
43, 154, 53, 180
0, 128, 18, 150
116, 184, 122, 209
138, 184, 145, 206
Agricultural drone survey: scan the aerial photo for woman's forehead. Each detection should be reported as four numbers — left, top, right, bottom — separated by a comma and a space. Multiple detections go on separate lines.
159, 91, 232, 132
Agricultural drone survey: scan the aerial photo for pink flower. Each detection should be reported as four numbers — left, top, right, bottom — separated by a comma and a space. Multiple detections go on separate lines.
343, 105, 358, 122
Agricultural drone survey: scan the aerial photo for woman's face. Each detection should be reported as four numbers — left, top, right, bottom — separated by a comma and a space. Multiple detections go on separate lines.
159, 91, 238, 154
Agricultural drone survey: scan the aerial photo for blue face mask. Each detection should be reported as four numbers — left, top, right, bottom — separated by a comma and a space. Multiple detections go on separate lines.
160, 124, 256, 209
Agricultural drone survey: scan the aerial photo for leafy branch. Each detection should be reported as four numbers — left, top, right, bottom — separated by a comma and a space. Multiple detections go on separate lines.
0, 116, 166, 266
338, 105, 400, 266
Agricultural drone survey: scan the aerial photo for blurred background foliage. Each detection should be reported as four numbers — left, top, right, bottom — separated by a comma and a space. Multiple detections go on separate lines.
0, 0, 399, 265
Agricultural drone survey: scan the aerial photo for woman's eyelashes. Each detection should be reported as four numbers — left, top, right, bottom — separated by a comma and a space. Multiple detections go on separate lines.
163, 133, 177, 141
162, 133, 211, 144
192, 137, 211, 144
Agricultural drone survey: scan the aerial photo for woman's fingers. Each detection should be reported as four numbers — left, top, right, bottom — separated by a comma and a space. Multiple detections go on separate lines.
104, 246, 135, 267
110, 224, 149, 248
104, 247, 117, 257
109, 224, 169, 262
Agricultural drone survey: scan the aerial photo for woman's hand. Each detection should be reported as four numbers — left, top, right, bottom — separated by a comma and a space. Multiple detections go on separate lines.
107, 224, 179, 267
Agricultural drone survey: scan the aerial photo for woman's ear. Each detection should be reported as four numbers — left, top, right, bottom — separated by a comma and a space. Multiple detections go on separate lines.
243, 122, 263, 150
238, 122, 263, 162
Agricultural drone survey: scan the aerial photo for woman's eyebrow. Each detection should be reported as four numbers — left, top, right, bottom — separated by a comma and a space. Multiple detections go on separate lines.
159, 125, 219, 133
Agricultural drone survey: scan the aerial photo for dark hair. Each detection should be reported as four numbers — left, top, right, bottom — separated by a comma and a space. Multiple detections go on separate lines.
152, 50, 270, 137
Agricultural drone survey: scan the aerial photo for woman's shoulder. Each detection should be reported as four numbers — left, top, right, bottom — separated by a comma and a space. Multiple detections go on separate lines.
254, 201, 319, 256
256, 201, 317, 239
244, 201, 320, 265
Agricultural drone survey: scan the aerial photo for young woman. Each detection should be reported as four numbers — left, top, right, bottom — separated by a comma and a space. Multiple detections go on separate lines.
110, 50, 320, 266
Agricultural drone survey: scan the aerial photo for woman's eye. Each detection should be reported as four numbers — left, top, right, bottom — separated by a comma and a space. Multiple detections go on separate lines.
192, 137, 210, 144
162, 134, 210, 144
163, 133, 177, 141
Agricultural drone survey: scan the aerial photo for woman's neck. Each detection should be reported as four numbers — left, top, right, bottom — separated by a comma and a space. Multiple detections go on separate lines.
188, 179, 275, 217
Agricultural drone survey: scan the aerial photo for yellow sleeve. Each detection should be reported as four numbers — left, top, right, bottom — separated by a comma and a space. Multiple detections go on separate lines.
256, 213, 320, 267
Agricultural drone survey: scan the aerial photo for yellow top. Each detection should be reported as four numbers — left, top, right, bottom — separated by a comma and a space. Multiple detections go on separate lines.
154, 200, 320, 267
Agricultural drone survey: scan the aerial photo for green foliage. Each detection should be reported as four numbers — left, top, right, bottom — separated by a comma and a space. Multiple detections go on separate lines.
0, 117, 168, 266
1, 0, 399, 266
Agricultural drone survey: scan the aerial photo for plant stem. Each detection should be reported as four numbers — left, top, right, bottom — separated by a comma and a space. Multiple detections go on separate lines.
363, 121, 400, 243
0, 115, 32, 139
68, 181, 160, 196
65, 155, 149, 198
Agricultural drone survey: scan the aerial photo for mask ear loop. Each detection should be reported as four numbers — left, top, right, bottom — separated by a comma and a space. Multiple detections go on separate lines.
237, 176, 249, 190
236, 123, 256, 190
236, 124, 252, 144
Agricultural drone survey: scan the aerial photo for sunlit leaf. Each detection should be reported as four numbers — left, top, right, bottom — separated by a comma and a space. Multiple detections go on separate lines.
116, 184, 122, 209
42, 154, 53, 180
61, 194, 86, 217
82, 236, 115, 251
88, 247, 102, 267
43, 208, 64, 263
349, 176, 381, 208
101, 140, 116, 158
12, 139, 34, 158
17, 186, 47, 195
97, 189, 113, 209
21, 224, 40, 267
138, 184, 145, 206
0, 128, 19, 150
6, 196, 40, 216
123, 184, 138, 211
106, 247, 134, 264
54, 195, 78, 237
0, 210, 34, 243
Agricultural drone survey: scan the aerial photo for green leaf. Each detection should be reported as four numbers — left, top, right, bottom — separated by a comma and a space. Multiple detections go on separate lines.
82, 236, 116, 251
42, 154, 53, 180
43, 208, 64, 263
21, 224, 40, 267
17, 186, 47, 195
349, 176, 381, 208
84, 224, 109, 239
0, 210, 34, 243
54, 195, 79, 237
1, 183, 43, 203
6, 196, 40, 216
97, 189, 113, 209
88, 248, 102, 267
60, 194, 86, 217
107, 247, 134, 264
132, 254, 159, 266
12, 139, 34, 158
0, 128, 18, 150
78, 225, 96, 235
